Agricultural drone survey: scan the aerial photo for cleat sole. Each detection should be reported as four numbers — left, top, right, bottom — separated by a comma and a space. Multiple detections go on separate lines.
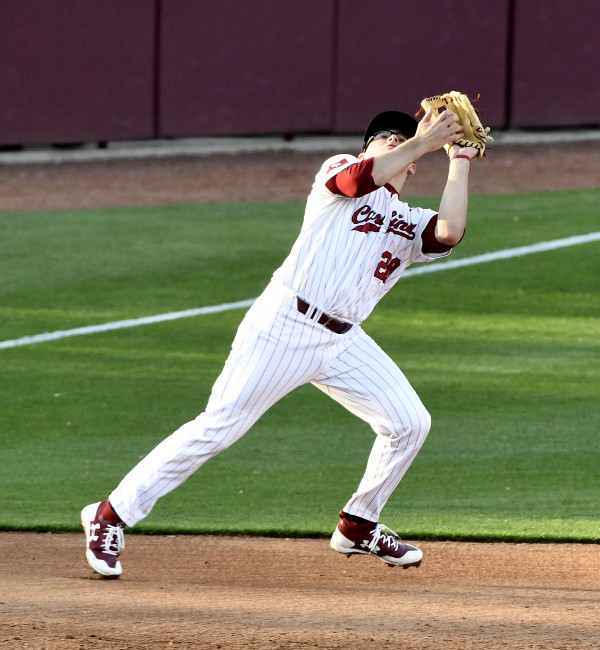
387, 560, 422, 569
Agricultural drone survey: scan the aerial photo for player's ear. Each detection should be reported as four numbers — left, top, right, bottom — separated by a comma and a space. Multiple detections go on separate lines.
358, 152, 365, 160
406, 163, 416, 177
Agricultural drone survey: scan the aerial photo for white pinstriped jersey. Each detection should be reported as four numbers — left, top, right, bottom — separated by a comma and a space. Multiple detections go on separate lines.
271, 154, 452, 324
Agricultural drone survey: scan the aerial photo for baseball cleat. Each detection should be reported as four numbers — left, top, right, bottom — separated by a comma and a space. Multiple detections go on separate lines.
330, 513, 422, 568
81, 501, 125, 578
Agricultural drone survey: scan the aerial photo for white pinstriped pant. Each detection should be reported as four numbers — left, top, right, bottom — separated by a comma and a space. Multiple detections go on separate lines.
110, 283, 431, 526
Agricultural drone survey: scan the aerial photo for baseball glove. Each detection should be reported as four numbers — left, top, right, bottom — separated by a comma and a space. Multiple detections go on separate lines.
417, 91, 493, 160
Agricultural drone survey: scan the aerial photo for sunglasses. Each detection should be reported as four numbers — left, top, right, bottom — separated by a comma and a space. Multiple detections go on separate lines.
363, 130, 407, 151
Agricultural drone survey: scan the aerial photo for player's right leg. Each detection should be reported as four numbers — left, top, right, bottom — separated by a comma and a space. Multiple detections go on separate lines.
81, 285, 334, 576
80, 500, 124, 577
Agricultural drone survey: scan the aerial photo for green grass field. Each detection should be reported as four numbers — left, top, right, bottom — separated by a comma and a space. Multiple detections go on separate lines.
1, 190, 598, 541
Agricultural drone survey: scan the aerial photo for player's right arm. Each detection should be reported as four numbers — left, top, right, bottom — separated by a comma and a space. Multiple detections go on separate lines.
370, 109, 463, 186
318, 110, 464, 200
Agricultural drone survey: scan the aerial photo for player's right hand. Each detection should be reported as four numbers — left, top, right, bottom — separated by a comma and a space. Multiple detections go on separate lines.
416, 108, 464, 152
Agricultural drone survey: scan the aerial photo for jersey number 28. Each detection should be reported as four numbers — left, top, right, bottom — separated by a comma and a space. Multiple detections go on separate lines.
374, 251, 401, 284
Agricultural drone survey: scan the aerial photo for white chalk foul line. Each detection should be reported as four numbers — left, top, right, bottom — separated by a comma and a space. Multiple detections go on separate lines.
0, 300, 255, 350
1, 232, 598, 351
402, 231, 600, 277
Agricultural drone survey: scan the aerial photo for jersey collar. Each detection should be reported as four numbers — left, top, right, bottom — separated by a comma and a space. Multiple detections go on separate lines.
384, 183, 399, 197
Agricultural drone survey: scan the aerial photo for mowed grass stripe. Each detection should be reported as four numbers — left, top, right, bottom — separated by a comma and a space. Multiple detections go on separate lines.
1, 231, 598, 350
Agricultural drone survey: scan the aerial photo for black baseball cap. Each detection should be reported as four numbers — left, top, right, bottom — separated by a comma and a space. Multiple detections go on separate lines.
362, 111, 418, 151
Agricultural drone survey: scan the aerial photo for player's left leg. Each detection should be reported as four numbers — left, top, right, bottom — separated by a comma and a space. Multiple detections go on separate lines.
314, 326, 431, 521
313, 326, 430, 567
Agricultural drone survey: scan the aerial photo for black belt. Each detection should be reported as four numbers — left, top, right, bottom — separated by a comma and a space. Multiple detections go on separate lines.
297, 298, 352, 335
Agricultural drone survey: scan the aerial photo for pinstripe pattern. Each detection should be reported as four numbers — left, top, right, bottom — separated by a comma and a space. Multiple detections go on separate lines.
109, 154, 451, 528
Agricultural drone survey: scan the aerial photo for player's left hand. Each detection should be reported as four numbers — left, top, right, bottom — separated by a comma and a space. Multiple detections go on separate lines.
448, 143, 479, 161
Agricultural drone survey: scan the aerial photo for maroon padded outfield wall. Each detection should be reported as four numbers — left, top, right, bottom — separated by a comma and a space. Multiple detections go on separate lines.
333, 0, 511, 133
510, 0, 599, 127
0, 0, 598, 146
159, 0, 336, 138
0, 0, 156, 145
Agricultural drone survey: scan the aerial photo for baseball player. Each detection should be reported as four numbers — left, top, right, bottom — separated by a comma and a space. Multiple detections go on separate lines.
82, 106, 477, 577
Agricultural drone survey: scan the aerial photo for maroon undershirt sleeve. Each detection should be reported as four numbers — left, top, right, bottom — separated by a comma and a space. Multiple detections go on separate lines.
325, 158, 379, 197
421, 215, 464, 254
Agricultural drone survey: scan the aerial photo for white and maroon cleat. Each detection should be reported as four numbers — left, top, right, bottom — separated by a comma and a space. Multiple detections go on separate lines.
330, 513, 422, 568
81, 501, 125, 578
